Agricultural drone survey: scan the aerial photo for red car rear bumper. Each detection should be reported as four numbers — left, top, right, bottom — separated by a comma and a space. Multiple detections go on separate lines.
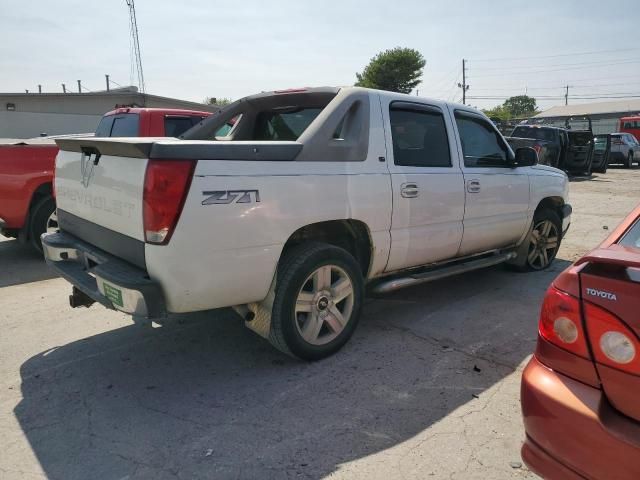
521, 357, 640, 480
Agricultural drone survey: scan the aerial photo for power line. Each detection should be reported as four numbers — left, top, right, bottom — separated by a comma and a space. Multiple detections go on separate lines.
470, 47, 640, 63
471, 60, 640, 78
470, 57, 640, 72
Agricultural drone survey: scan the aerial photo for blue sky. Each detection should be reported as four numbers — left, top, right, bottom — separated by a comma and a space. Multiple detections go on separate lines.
1, 0, 639, 111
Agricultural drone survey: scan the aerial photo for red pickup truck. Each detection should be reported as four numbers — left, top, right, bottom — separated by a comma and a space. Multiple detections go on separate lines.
0, 107, 211, 252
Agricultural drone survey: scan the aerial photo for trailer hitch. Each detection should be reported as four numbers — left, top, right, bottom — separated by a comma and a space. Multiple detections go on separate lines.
69, 286, 95, 309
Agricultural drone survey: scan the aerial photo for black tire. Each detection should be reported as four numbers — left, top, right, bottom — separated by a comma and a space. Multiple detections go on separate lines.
625, 152, 633, 169
270, 242, 364, 361
28, 196, 56, 253
510, 208, 562, 272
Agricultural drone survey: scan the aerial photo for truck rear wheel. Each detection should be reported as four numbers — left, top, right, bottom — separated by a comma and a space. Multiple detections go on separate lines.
270, 242, 364, 361
626, 152, 634, 168
29, 196, 57, 253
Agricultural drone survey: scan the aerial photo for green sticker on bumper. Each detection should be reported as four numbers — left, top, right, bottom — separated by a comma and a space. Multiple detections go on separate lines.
103, 282, 124, 307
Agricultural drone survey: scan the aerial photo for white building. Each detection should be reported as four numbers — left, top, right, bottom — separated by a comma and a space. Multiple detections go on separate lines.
0, 87, 219, 138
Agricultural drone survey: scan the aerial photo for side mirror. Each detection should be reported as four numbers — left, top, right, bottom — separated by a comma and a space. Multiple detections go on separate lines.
514, 147, 538, 167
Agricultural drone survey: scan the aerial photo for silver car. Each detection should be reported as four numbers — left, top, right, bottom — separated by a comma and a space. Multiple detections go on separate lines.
610, 132, 640, 168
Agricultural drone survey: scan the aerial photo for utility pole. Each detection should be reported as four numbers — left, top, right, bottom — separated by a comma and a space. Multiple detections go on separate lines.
77, 80, 82, 93
458, 59, 469, 104
564, 85, 570, 105
105, 74, 110, 92
62, 83, 66, 93
38, 84, 42, 94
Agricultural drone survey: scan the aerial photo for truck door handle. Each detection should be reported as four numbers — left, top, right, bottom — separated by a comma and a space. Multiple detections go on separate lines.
401, 183, 419, 198
466, 180, 481, 193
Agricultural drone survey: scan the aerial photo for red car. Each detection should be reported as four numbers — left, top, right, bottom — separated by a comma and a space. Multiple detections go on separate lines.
521, 203, 640, 479
0, 107, 211, 252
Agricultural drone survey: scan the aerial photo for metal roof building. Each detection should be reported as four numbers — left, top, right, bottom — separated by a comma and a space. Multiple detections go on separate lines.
0, 87, 219, 138
533, 99, 640, 134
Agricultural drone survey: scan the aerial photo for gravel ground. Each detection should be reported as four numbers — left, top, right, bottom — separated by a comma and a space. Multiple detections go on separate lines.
1, 167, 638, 480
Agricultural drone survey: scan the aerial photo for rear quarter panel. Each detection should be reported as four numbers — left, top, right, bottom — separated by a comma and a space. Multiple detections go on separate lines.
147, 162, 392, 312
0, 145, 57, 228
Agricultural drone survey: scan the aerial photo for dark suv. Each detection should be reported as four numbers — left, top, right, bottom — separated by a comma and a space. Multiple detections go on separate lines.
508, 125, 595, 175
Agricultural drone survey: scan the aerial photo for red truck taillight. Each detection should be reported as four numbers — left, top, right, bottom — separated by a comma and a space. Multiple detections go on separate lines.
143, 159, 195, 245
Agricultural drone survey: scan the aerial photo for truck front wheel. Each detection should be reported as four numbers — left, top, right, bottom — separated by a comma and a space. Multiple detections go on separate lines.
270, 243, 364, 361
29, 196, 57, 253
510, 209, 562, 272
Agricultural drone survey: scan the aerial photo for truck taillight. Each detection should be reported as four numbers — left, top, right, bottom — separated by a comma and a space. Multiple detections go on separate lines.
584, 302, 640, 375
539, 286, 590, 359
143, 159, 195, 245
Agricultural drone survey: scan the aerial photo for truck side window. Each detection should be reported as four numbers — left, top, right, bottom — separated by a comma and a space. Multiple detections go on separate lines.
455, 113, 509, 168
389, 107, 451, 167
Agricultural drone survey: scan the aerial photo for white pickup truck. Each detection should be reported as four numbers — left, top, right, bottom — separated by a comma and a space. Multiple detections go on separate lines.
43, 87, 571, 360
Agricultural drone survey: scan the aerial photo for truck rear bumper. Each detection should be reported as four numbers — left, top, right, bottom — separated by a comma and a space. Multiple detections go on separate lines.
41, 231, 165, 318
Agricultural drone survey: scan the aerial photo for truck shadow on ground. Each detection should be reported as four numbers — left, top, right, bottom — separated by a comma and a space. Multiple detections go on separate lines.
12, 259, 570, 480
0, 238, 57, 287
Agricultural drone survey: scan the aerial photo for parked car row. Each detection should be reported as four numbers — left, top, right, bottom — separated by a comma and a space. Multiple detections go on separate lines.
506, 120, 640, 175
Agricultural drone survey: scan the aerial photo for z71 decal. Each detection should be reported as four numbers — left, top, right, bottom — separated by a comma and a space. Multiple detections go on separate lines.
202, 190, 261, 205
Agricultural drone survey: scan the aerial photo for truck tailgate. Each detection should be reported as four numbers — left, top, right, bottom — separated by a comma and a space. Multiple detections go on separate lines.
54, 138, 154, 242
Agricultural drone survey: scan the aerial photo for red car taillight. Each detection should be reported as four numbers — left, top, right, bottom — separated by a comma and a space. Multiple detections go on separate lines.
532, 144, 542, 155
143, 159, 195, 245
539, 286, 590, 358
584, 302, 640, 375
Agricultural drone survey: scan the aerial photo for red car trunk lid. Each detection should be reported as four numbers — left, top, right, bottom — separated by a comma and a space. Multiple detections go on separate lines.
579, 247, 640, 421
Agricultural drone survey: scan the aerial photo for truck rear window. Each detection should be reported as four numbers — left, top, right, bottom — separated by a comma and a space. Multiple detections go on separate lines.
94, 114, 140, 137
253, 108, 322, 141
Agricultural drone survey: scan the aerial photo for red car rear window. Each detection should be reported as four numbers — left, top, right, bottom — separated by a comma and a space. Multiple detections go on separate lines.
619, 219, 640, 250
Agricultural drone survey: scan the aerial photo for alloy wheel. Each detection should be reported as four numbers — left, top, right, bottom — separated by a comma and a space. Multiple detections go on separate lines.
294, 264, 355, 346
527, 219, 560, 270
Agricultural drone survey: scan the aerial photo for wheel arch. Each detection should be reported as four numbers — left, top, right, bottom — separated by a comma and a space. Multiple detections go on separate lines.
23, 182, 54, 239
281, 219, 373, 278
535, 196, 565, 220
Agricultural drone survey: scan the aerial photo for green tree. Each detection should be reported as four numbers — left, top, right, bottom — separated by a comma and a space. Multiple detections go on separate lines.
203, 96, 232, 107
502, 95, 537, 117
355, 47, 425, 94
482, 105, 511, 121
